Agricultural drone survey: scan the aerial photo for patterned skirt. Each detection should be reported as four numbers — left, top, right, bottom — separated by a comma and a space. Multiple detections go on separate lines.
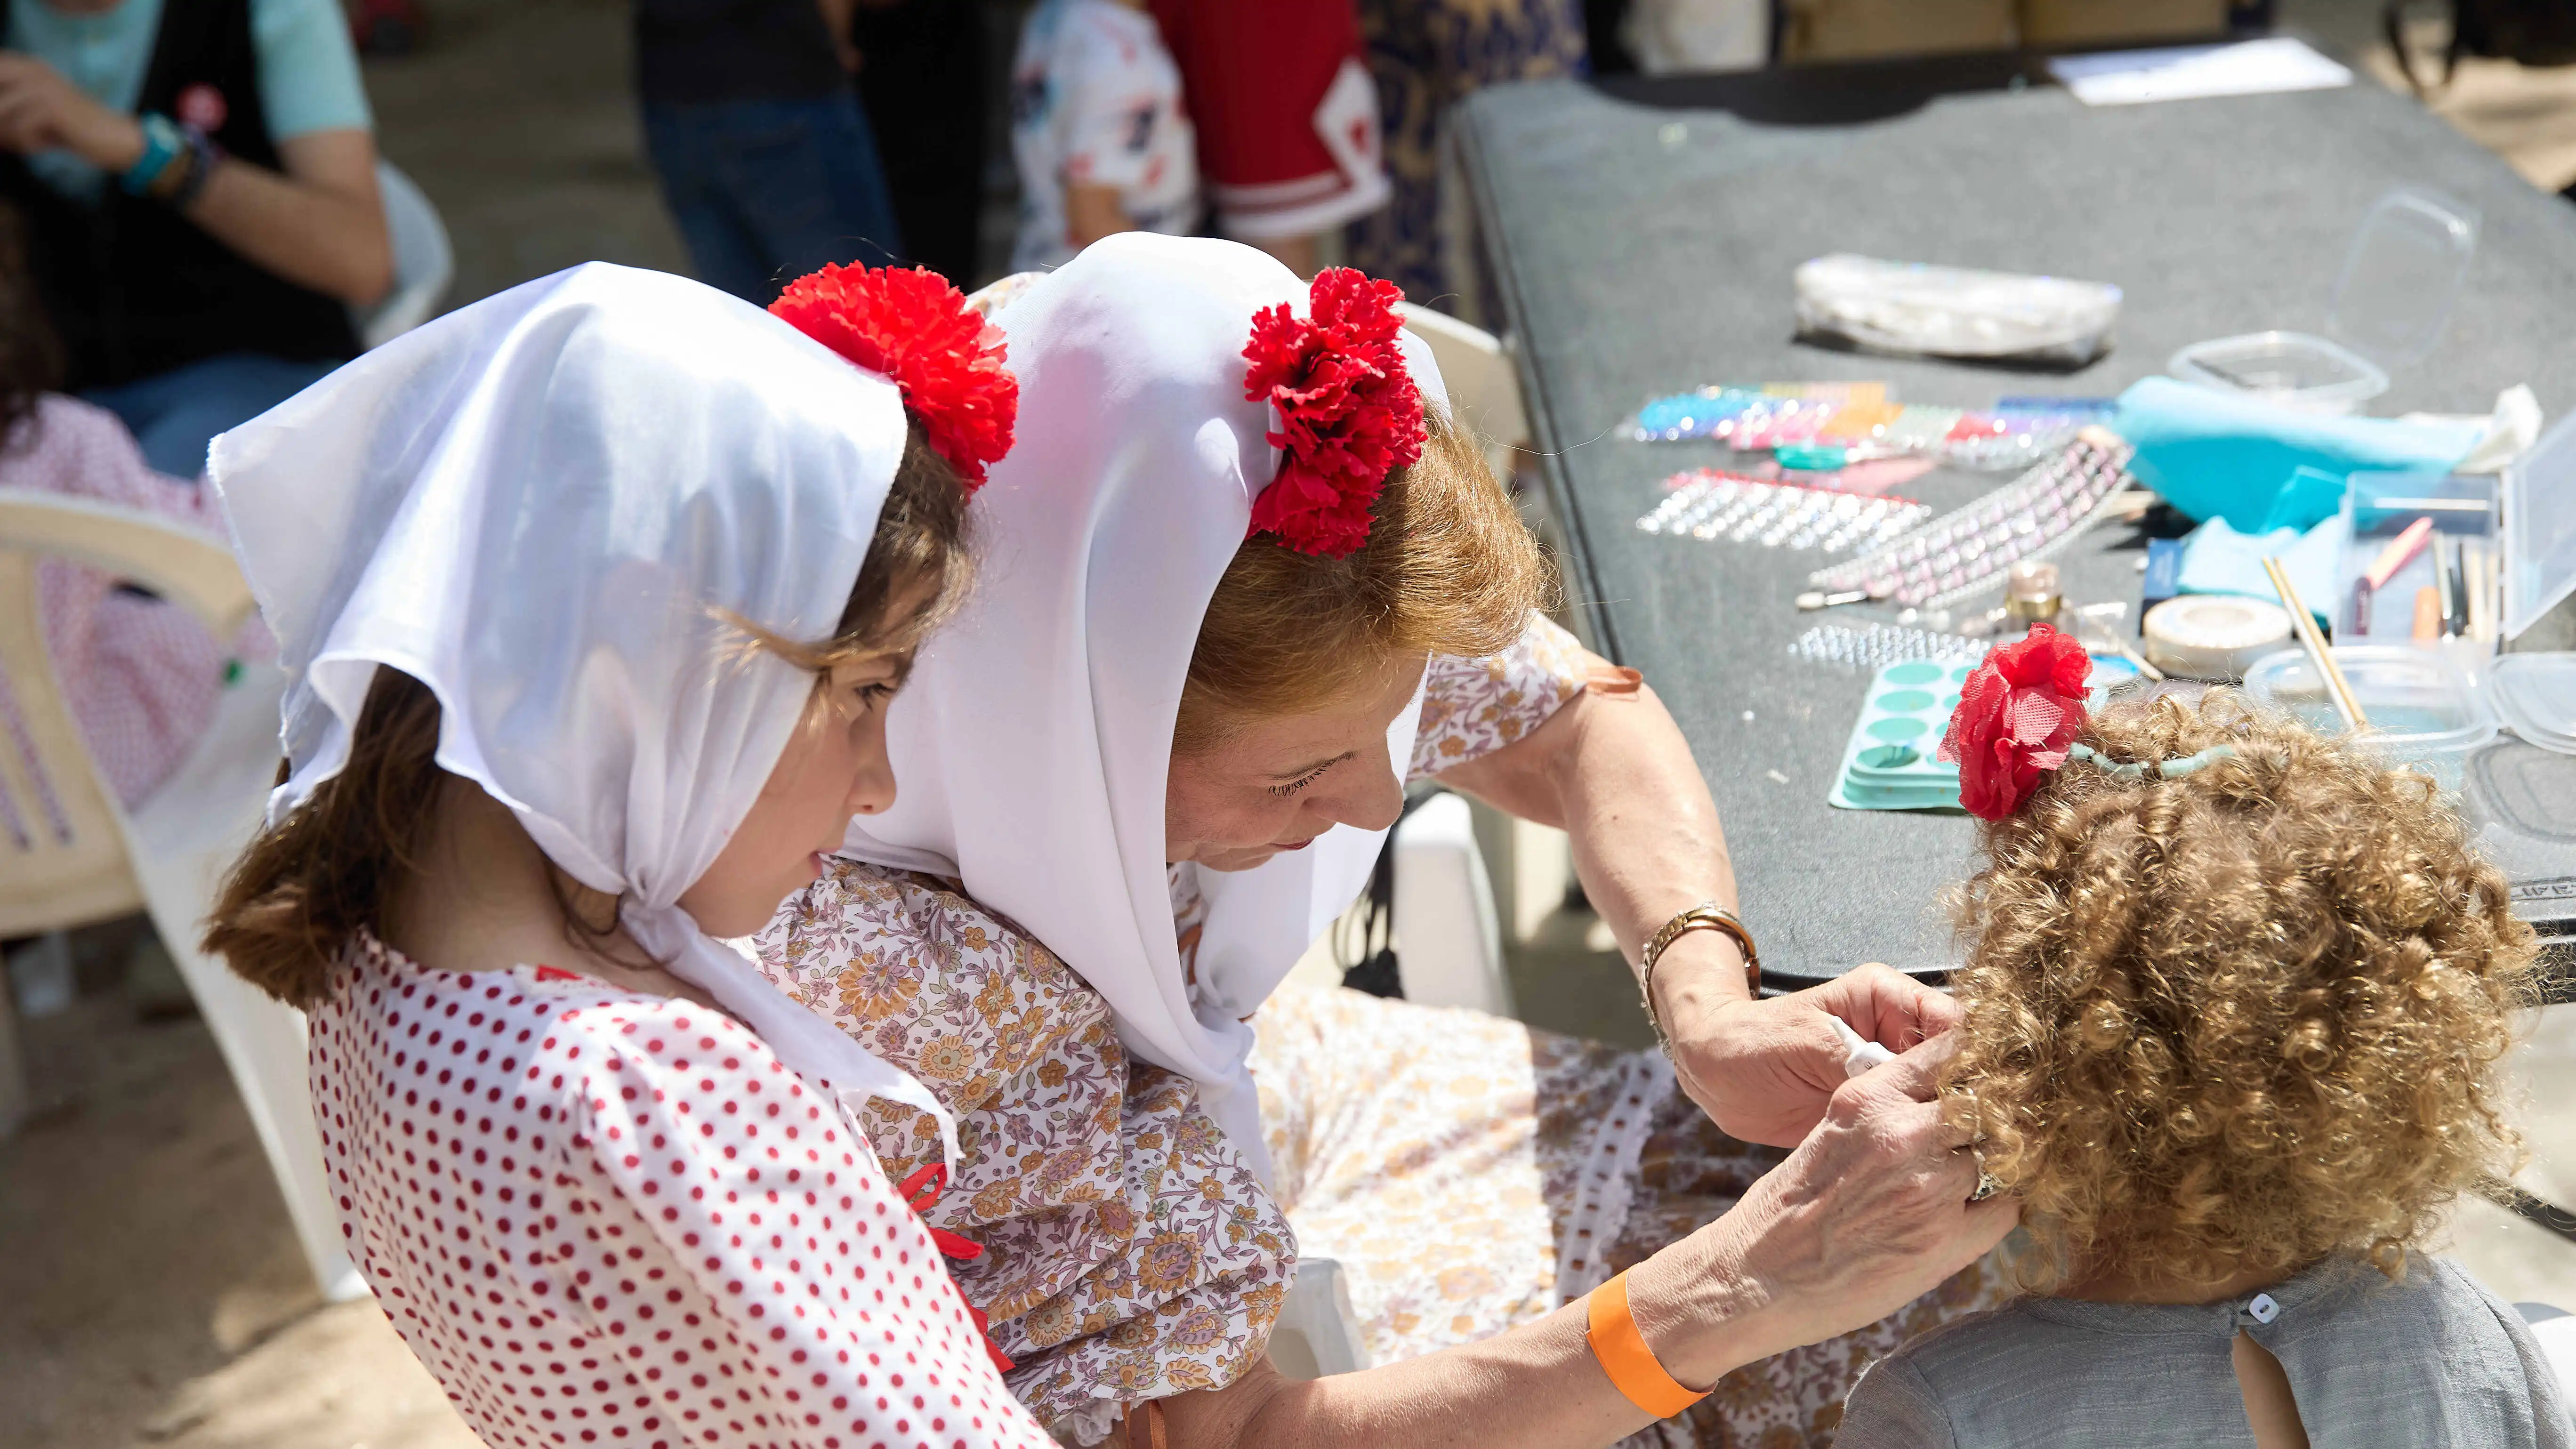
1252, 983, 2004, 1448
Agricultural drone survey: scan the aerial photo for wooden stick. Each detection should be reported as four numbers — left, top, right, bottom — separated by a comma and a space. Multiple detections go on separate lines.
2265, 556, 2369, 732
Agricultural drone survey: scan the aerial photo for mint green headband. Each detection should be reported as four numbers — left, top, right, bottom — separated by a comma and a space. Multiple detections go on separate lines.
2064, 742, 2238, 781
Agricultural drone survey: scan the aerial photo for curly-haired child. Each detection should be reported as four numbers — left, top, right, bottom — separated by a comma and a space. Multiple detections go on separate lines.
1837, 624, 2574, 1449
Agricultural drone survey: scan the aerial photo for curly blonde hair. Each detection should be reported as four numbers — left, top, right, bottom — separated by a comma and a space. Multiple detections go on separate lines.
1941, 690, 2536, 1296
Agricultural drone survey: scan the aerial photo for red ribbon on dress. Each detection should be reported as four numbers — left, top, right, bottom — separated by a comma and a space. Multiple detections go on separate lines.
900, 1163, 1017, 1374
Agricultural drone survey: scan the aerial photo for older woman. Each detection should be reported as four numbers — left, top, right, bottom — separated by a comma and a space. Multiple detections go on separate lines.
752, 233, 2007, 1447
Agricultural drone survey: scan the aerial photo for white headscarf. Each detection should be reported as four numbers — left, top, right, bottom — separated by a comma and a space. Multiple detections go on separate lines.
837, 234, 1446, 1178
210, 261, 958, 1165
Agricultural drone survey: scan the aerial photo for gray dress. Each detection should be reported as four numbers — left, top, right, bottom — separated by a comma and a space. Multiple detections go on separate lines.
1837, 1255, 2574, 1448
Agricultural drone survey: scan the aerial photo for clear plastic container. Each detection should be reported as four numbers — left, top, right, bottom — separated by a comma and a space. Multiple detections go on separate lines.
2489, 652, 2576, 756
2504, 409, 2576, 640
2243, 645, 2497, 782
2329, 187, 2480, 368
2166, 186, 2477, 414
2333, 469, 2497, 646
2167, 331, 2389, 414
2467, 740, 2576, 843
2463, 740, 2576, 927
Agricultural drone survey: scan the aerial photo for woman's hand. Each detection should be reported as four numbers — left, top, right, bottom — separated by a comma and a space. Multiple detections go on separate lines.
1658, 956, 1961, 1148
0, 52, 145, 171
1629, 1031, 2018, 1384
1159, 1031, 2012, 1449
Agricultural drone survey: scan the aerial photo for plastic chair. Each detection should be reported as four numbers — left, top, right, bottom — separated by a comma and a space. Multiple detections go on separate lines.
350, 161, 455, 352
1389, 792, 1515, 1017
1398, 301, 1528, 488
1267, 1256, 1371, 1380
0, 489, 365, 1302
2524, 1304, 2576, 1396
1394, 306, 1583, 962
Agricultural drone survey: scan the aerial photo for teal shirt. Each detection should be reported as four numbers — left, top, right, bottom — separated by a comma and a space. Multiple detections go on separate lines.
7, 0, 372, 201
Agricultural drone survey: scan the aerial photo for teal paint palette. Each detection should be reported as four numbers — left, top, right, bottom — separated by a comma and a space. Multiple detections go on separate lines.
1827, 654, 2135, 811
1829, 659, 1976, 812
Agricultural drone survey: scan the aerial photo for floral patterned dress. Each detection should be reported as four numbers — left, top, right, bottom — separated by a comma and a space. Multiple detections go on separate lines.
755, 615, 2000, 1447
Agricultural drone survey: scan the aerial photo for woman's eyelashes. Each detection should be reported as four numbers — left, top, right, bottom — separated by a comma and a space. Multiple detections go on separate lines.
1266, 765, 1330, 798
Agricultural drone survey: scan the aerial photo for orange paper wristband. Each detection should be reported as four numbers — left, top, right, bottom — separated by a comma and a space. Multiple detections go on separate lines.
1585, 1271, 1707, 1419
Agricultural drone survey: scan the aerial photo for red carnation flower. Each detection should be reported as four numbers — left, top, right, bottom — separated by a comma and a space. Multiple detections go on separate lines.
1937, 624, 2092, 821
770, 264, 1018, 491
1241, 266, 1427, 559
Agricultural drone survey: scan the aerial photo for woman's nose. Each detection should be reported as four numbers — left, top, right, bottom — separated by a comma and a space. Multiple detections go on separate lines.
1318, 755, 1402, 834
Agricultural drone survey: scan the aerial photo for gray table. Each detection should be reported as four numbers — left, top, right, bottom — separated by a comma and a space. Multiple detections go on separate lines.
1458, 55, 2576, 992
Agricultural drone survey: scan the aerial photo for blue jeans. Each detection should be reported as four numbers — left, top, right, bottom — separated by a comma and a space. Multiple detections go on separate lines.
644, 91, 906, 305
83, 352, 343, 479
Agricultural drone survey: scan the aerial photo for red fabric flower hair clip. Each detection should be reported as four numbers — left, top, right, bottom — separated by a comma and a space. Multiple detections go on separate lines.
1938, 624, 2093, 821
1240, 266, 1428, 559
770, 264, 1018, 491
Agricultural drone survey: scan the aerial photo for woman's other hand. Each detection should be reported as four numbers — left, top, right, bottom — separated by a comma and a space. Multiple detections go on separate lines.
1660, 957, 1961, 1148
1630, 1030, 2017, 1385
0, 52, 145, 170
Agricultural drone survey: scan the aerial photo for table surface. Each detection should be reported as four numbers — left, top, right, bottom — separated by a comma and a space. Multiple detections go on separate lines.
1458, 53, 2576, 991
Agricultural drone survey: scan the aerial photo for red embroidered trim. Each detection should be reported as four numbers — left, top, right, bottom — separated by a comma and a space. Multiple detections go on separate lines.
899, 1163, 1017, 1374
1240, 267, 1426, 559
531, 965, 582, 983
770, 265, 1019, 491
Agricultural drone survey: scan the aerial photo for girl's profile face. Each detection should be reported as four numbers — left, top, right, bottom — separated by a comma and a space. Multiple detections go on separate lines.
676, 653, 907, 936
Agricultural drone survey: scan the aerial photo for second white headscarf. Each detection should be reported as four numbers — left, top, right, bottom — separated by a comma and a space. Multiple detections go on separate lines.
837, 234, 1447, 1178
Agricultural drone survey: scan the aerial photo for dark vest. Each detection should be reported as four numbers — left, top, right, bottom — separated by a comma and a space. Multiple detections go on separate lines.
0, 0, 358, 390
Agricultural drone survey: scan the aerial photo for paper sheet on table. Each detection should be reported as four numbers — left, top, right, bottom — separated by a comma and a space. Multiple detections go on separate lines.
2048, 38, 2353, 107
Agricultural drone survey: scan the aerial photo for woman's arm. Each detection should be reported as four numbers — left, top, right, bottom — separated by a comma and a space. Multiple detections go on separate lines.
1162, 1038, 2015, 1449
179, 128, 392, 305
0, 54, 391, 304
1432, 643, 1959, 1148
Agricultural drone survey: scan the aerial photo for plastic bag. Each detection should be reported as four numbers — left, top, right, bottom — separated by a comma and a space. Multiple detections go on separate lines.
1793, 254, 2122, 366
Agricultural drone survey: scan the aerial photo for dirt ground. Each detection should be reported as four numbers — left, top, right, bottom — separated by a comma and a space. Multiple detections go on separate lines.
11, 0, 2576, 1444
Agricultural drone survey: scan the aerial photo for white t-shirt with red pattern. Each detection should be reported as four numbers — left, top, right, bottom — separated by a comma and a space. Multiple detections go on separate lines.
1007, 0, 1198, 273
309, 932, 1054, 1449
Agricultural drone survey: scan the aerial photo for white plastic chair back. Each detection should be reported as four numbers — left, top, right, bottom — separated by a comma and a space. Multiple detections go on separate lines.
0, 489, 363, 1301
1397, 302, 1528, 485
2527, 1307, 2576, 1399
351, 161, 455, 351
1267, 1256, 1370, 1380
0, 502, 153, 934
1391, 791, 1513, 1017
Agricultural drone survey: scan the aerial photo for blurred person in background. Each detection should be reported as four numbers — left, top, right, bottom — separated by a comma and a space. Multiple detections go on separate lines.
0, 0, 390, 480
1149, 0, 1386, 276
1345, 0, 1586, 312
0, 202, 264, 838
636, 0, 903, 303
851, 0, 985, 285
1007, 0, 1194, 273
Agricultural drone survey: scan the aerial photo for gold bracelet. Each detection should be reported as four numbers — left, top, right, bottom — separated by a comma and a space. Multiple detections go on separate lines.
1638, 902, 1759, 1057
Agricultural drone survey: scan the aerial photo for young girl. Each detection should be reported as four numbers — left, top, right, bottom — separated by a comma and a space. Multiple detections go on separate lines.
1838, 625, 2574, 1448
200, 258, 1055, 1448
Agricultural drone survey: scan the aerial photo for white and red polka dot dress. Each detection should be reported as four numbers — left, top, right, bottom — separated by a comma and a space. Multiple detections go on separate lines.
309, 931, 1055, 1449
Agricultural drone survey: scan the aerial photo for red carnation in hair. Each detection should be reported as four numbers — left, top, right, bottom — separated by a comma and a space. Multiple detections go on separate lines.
770, 264, 1018, 491
1938, 624, 2093, 821
1240, 266, 1427, 559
